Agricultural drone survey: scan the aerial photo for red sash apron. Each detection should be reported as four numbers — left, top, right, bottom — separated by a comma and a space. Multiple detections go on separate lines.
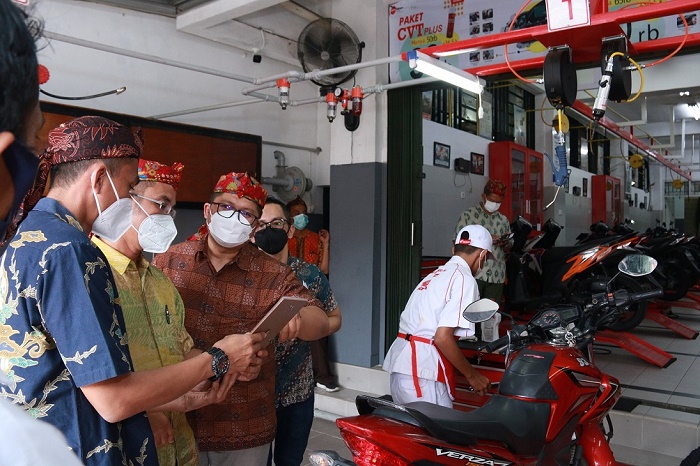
397, 332, 455, 398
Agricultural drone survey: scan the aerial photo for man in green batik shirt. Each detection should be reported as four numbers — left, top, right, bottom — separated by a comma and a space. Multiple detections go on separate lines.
93, 159, 243, 466
454, 179, 511, 307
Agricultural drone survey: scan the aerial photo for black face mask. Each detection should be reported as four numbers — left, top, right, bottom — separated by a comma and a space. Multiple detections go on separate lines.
254, 227, 289, 255
2, 140, 39, 226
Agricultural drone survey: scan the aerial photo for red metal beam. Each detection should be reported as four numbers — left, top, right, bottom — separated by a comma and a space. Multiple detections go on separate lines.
424, 0, 700, 61
438, 31, 700, 80
571, 100, 692, 180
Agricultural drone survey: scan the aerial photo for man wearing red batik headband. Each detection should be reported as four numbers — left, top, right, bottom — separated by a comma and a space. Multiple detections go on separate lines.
383, 225, 492, 407
1, 117, 265, 466
454, 179, 512, 337
93, 159, 241, 466
153, 171, 330, 466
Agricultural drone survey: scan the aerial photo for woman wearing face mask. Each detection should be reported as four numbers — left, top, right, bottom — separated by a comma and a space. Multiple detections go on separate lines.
286, 196, 329, 275
453, 179, 511, 329
251, 197, 342, 466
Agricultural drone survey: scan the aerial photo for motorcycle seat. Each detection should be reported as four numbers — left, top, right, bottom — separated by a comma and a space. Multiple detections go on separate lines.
367, 395, 549, 456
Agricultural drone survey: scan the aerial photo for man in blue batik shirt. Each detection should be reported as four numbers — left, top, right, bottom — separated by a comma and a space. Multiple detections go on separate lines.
252, 197, 342, 466
0, 116, 265, 466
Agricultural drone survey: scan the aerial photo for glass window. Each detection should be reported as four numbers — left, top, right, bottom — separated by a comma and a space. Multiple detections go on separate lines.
422, 87, 480, 136
580, 136, 589, 172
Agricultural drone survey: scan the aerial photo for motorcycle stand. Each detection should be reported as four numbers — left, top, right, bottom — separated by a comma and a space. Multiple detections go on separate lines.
646, 302, 700, 340
681, 290, 700, 306
595, 330, 677, 368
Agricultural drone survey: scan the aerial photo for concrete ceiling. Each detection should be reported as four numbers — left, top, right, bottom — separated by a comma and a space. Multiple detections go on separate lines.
78, 0, 332, 66
75, 0, 700, 162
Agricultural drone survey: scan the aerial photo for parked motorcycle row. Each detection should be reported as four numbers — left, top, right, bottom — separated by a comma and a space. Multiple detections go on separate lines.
308, 218, 700, 465
505, 216, 700, 332
310, 255, 662, 465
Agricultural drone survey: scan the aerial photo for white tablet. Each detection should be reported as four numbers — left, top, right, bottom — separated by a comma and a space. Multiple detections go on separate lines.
250, 296, 308, 346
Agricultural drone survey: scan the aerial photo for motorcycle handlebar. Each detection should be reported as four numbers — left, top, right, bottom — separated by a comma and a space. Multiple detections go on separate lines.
630, 288, 663, 302
483, 332, 512, 353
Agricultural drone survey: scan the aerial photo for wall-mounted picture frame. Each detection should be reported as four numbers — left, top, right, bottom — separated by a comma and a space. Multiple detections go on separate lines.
582, 178, 588, 197
470, 152, 484, 175
433, 142, 451, 168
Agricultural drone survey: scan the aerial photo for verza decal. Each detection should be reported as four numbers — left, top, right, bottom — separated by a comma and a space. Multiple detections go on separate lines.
433, 447, 512, 465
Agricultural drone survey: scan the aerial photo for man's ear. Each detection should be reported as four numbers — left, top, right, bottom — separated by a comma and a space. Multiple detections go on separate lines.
203, 203, 211, 221
90, 163, 108, 194
288, 224, 295, 239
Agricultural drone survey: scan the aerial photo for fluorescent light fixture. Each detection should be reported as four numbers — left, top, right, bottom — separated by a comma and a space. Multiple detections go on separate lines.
688, 103, 700, 120
406, 50, 483, 95
433, 48, 479, 58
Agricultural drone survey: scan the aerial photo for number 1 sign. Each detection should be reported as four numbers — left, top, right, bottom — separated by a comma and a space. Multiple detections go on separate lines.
545, 0, 590, 31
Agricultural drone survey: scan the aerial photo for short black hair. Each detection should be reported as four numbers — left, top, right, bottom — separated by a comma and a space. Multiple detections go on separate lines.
49, 158, 131, 189
0, 0, 41, 139
264, 196, 291, 223
454, 230, 478, 255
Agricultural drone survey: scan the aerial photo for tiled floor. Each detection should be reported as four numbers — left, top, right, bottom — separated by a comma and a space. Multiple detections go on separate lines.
297, 297, 700, 465
594, 304, 700, 422
304, 415, 353, 466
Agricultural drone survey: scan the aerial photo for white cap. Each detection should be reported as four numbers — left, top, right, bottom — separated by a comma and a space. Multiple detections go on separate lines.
455, 225, 494, 258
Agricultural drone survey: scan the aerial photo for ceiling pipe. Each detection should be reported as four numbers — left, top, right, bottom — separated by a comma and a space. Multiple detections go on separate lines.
262, 140, 321, 154
246, 55, 406, 91
615, 97, 647, 127
155, 76, 436, 120
649, 111, 676, 149
150, 98, 262, 119
44, 31, 256, 84
571, 99, 691, 179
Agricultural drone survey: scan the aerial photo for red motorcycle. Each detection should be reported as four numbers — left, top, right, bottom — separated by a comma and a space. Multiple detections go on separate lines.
310, 255, 661, 466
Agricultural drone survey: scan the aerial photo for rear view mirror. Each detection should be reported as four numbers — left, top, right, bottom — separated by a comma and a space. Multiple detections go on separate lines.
462, 298, 500, 323
618, 254, 657, 277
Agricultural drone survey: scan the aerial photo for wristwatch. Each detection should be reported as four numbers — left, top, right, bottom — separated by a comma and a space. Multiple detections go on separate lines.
207, 347, 229, 382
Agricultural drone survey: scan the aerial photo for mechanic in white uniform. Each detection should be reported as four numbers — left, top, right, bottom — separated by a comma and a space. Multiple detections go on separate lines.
383, 225, 493, 407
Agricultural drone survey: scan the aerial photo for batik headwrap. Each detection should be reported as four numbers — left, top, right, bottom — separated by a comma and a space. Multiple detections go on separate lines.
1, 116, 143, 246
485, 179, 507, 197
188, 172, 267, 241
138, 159, 184, 190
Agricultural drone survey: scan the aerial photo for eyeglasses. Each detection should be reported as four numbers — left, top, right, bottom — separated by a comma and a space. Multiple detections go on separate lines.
130, 192, 176, 218
256, 218, 289, 231
210, 202, 258, 226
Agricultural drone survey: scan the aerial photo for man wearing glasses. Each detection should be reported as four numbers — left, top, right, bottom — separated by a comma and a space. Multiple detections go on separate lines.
93, 159, 248, 466
153, 172, 330, 466
251, 197, 342, 466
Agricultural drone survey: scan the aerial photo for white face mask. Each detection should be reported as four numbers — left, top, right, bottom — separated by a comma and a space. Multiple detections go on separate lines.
91, 171, 133, 242
474, 250, 486, 276
131, 198, 177, 253
208, 213, 252, 248
483, 200, 501, 213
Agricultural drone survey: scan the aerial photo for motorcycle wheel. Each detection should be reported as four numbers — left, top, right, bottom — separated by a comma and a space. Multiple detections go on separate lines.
680, 446, 700, 466
657, 265, 693, 302
605, 275, 648, 332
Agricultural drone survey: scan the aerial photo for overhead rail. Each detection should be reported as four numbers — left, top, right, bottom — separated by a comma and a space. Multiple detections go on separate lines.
571, 100, 692, 180
422, 0, 700, 75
